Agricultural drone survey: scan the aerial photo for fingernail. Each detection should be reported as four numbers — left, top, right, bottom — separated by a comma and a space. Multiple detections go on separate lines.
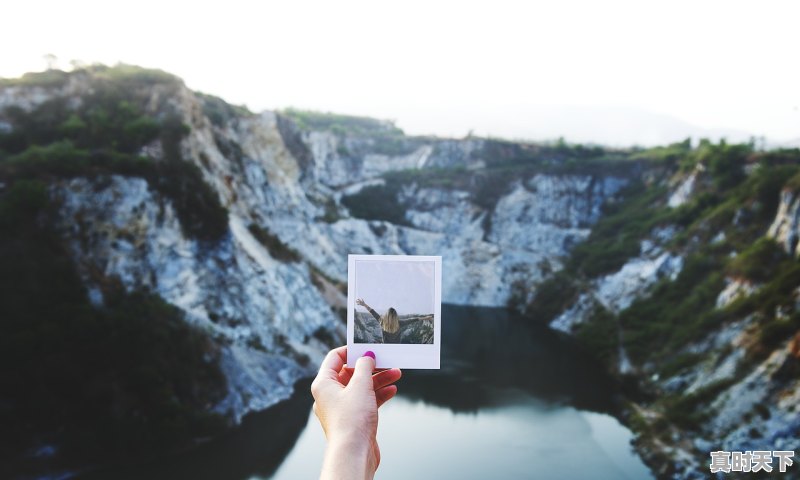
363, 351, 375, 359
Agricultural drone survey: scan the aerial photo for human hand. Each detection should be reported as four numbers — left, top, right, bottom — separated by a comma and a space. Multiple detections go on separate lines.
311, 346, 401, 480
356, 298, 367, 308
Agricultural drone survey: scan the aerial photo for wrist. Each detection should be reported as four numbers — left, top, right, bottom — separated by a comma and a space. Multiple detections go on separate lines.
322, 433, 376, 480
328, 430, 371, 455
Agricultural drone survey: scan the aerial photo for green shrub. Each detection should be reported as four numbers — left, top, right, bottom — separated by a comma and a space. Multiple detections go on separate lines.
568, 181, 674, 277
786, 171, 800, 191
149, 160, 229, 242
629, 138, 692, 167
619, 253, 726, 363
0, 179, 48, 227
0, 186, 227, 466
0, 76, 229, 243
663, 378, 736, 430
88, 63, 182, 89
759, 315, 800, 350
728, 238, 787, 282
0, 69, 70, 88
731, 260, 800, 319
658, 352, 706, 378
525, 272, 579, 322
574, 304, 619, 367
282, 108, 404, 136
199, 93, 251, 128
699, 140, 751, 190
248, 224, 300, 262
341, 183, 410, 226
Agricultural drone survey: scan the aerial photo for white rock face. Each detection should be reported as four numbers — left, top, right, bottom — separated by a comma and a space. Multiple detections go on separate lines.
594, 250, 683, 313
768, 188, 800, 257
9, 76, 634, 420
305, 132, 434, 188
51, 176, 341, 422
550, 294, 596, 333
715, 277, 758, 309
489, 175, 627, 257
667, 167, 700, 208
711, 345, 800, 452
547, 228, 684, 378
550, 241, 684, 335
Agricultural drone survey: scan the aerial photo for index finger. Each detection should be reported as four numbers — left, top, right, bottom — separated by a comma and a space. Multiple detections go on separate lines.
316, 346, 347, 381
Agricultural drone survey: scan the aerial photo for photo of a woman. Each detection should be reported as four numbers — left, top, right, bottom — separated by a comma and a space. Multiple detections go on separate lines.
351, 258, 436, 345
356, 298, 401, 343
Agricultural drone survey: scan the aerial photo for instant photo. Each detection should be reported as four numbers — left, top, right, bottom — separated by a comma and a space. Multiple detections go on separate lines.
347, 254, 442, 369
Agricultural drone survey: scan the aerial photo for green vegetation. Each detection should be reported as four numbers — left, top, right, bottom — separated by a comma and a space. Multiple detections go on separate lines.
620, 253, 727, 364
282, 108, 404, 136
573, 303, 619, 366
662, 378, 737, 430
728, 238, 787, 282
0, 65, 180, 91
522, 141, 800, 383
340, 141, 645, 229
199, 93, 251, 128
0, 67, 228, 242
658, 352, 706, 378
248, 224, 301, 262
525, 271, 580, 323
0, 180, 227, 466
0, 67, 232, 470
701, 140, 750, 189
568, 182, 673, 277
341, 181, 411, 226
280, 108, 422, 156
83, 64, 181, 87
629, 138, 693, 166
786, 170, 800, 191
0, 69, 71, 88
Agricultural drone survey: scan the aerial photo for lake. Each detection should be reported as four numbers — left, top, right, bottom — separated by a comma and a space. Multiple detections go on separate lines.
92, 305, 653, 480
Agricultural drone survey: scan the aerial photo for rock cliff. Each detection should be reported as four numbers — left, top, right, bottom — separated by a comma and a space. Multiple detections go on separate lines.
2, 67, 799, 479
0, 67, 634, 426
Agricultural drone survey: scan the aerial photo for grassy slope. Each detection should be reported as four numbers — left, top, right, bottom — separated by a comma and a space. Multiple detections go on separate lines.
526, 140, 800, 450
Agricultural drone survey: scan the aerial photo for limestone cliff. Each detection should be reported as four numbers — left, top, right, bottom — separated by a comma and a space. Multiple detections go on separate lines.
3, 67, 799, 479
0, 67, 635, 426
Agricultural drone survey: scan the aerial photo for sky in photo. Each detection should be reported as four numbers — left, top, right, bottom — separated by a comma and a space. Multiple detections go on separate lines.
3, 0, 798, 146
354, 260, 435, 315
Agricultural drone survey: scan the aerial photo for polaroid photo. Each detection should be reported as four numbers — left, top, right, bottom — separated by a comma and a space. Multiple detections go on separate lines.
347, 254, 442, 369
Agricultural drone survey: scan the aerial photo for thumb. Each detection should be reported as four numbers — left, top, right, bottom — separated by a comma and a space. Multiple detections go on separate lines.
349, 351, 376, 390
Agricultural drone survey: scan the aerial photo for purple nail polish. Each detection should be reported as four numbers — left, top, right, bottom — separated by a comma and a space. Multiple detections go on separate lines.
363, 350, 375, 359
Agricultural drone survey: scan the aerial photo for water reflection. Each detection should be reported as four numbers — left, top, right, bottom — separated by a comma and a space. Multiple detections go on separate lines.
82, 380, 314, 480
399, 305, 621, 414
273, 396, 652, 480
90, 305, 652, 479
273, 305, 652, 480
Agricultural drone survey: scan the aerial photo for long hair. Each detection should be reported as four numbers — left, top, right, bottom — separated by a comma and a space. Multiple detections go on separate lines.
380, 307, 399, 334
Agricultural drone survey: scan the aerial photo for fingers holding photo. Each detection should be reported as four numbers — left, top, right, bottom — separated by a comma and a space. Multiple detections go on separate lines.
335, 362, 402, 394
314, 345, 347, 384
376, 385, 398, 408
373, 368, 402, 391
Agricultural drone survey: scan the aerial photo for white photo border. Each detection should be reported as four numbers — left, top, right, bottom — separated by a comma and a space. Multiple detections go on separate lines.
347, 254, 441, 369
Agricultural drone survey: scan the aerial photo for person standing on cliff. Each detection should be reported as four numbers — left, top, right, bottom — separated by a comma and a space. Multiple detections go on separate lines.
356, 298, 401, 343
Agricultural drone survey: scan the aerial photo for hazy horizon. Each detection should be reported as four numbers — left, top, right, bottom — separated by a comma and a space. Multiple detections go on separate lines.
3, 0, 798, 147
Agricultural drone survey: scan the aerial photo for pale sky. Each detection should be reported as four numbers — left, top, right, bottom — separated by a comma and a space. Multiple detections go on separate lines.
3, 0, 799, 146
354, 260, 434, 315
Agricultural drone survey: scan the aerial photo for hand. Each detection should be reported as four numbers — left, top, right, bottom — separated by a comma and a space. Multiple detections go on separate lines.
356, 298, 367, 308
311, 346, 401, 480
